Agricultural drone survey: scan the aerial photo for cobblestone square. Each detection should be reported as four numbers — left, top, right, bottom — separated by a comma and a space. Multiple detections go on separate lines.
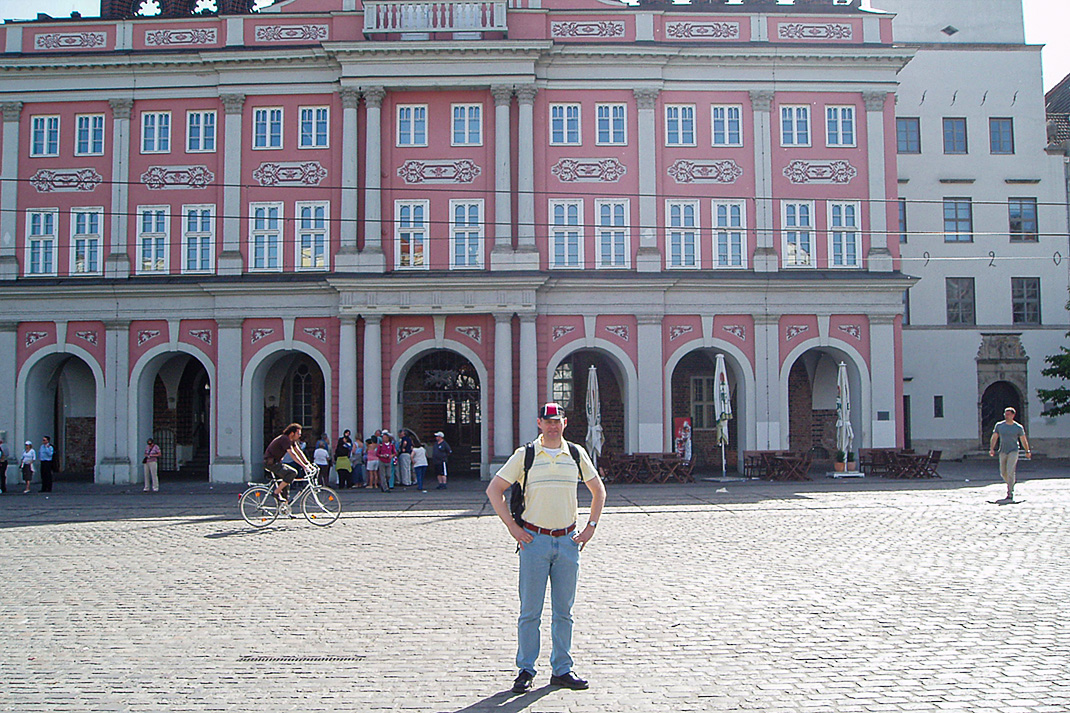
1, 462, 1068, 712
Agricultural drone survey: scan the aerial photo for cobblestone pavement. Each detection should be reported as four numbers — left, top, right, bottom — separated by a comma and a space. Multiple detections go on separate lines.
1, 460, 1068, 712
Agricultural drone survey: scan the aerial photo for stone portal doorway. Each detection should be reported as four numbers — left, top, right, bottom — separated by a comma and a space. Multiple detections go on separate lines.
399, 351, 481, 479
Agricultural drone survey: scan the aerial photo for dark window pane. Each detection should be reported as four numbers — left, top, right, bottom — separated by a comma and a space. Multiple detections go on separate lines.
1008, 198, 1038, 241
943, 198, 973, 242
990, 118, 1014, 154
1011, 277, 1041, 325
943, 117, 967, 154
946, 277, 975, 325
897, 117, 921, 153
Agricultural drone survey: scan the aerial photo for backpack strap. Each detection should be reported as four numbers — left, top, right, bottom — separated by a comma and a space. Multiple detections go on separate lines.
566, 441, 582, 480
522, 441, 536, 485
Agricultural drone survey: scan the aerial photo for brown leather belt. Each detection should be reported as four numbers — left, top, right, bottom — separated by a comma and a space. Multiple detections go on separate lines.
523, 522, 576, 537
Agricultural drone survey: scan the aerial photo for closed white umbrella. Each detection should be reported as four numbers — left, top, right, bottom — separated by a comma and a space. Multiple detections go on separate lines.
836, 361, 854, 464
585, 365, 604, 469
714, 354, 732, 477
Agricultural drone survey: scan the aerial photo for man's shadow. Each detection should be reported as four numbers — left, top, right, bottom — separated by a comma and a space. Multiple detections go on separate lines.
440, 685, 555, 713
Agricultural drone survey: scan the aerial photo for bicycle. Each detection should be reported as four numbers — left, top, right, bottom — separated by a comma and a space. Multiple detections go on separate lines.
239, 465, 341, 528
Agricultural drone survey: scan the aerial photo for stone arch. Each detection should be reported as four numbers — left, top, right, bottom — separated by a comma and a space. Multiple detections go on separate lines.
980, 381, 1023, 446
779, 338, 870, 453
546, 340, 638, 453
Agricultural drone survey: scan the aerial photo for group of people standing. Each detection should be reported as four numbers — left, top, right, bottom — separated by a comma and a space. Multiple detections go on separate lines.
321, 428, 453, 494
0, 436, 55, 494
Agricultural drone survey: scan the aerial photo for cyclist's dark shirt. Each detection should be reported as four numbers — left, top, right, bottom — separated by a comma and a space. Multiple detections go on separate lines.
265, 434, 292, 464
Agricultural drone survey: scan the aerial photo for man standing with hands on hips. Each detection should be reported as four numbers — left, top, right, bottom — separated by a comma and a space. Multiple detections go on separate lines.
486, 402, 606, 694
989, 406, 1031, 502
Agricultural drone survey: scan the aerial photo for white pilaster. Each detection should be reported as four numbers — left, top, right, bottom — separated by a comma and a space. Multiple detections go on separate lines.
490, 85, 515, 269
218, 93, 246, 275
213, 318, 245, 482
0, 102, 22, 280
750, 90, 778, 273
754, 314, 783, 449
870, 317, 898, 447
98, 320, 132, 484
514, 85, 539, 267
362, 315, 383, 435
493, 313, 514, 459
636, 315, 664, 451
106, 99, 133, 279
0, 322, 16, 483
864, 91, 893, 272
360, 87, 387, 271
634, 87, 661, 272
518, 315, 537, 444
338, 316, 358, 437
336, 88, 361, 270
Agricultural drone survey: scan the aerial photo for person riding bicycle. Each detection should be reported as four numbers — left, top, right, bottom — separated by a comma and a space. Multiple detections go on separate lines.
264, 423, 315, 501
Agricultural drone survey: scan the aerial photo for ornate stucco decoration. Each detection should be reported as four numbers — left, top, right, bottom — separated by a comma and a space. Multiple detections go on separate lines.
551, 158, 627, 183
30, 168, 102, 193
145, 28, 217, 46
976, 334, 1027, 362
783, 160, 857, 184
254, 24, 328, 42
552, 325, 576, 341
397, 326, 425, 343
837, 324, 862, 341
74, 330, 98, 346
25, 331, 48, 347
665, 22, 740, 39
250, 328, 274, 343
188, 329, 212, 345
785, 324, 809, 341
397, 159, 481, 184
34, 32, 106, 50
777, 23, 853, 41
137, 329, 161, 346
252, 162, 327, 187
141, 165, 214, 190
551, 21, 625, 38
667, 159, 742, 184
605, 325, 630, 341
303, 327, 327, 343
669, 325, 694, 341
455, 326, 482, 343
722, 324, 747, 341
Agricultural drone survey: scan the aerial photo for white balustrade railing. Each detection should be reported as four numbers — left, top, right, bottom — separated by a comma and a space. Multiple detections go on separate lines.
363, 0, 508, 34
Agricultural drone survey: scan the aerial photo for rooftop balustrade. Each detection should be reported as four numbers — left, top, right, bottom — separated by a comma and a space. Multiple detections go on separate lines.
363, 0, 507, 35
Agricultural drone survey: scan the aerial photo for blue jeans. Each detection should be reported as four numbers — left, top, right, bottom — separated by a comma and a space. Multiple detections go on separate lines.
414, 465, 427, 490
516, 531, 580, 676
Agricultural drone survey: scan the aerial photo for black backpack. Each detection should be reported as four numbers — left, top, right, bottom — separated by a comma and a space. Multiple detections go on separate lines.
509, 440, 582, 525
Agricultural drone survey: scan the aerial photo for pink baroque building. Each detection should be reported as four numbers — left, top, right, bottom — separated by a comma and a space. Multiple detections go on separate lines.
0, 0, 913, 484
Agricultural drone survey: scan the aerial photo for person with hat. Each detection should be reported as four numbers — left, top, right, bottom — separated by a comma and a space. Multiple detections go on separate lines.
430, 431, 452, 489
485, 402, 606, 694
19, 440, 36, 494
988, 406, 1031, 502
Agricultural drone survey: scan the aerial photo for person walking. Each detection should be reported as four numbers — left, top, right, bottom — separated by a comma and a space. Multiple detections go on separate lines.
19, 441, 36, 494
430, 431, 452, 489
38, 436, 55, 493
486, 402, 606, 694
0, 436, 9, 494
143, 438, 162, 492
397, 429, 414, 486
411, 434, 428, 493
988, 406, 1031, 502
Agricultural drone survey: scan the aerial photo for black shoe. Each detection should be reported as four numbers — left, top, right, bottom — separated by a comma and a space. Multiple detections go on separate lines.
512, 670, 534, 694
549, 672, 588, 690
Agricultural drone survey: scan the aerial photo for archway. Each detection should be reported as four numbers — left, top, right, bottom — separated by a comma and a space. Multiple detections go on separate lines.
257, 353, 327, 462
20, 352, 98, 481
785, 348, 863, 466
980, 381, 1022, 446
669, 349, 744, 472
549, 350, 626, 458
399, 350, 482, 479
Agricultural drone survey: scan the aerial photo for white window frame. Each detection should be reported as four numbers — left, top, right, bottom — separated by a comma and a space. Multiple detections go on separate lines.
666, 199, 700, 269
70, 206, 104, 275
780, 105, 811, 147
186, 110, 217, 153
549, 104, 581, 146
397, 105, 428, 147
827, 201, 861, 268
448, 199, 484, 269
137, 205, 170, 274
140, 112, 171, 154
30, 115, 60, 157
826, 105, 856, 147
295, 201, 329, 271
395, 200, 429, 270
594, 198, 629, 269
665, 104, 696, 147
711, 105, 743, 147
252, 107, 283, 150
298, 106, 330, 149
712, 200, 747, 269
549, 199, 584, 269
25, 209, 58, 276
782, 201, 814, 268
451, 104, 483, 146
248, 202, 283, 272
595, 103, 627, 146
182, 204, 215, 274
75, 114, 105, 156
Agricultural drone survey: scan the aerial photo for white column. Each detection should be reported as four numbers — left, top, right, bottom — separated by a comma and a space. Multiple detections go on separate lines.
753, 314, 783, 449
634, 88, 661, 272
212, 318, 245, 482
360, 87, 387, 271
514, 85, 539, 267
518, 314, 538, 444
493, 313, 514, 459
106, 99, 133, 279
490, 85, 514, 269
0, 322, 16, 483
750, 90, 778, 273
864, 91, 893, 272
218, 93, 245, 274
0, 102, 21, 279
636, 315, 664, 451
869, 317, 897, 447
338, 316, 358, 437
362, 315, 383, 435
98, 320, 132, 484
336, 88, 361, 270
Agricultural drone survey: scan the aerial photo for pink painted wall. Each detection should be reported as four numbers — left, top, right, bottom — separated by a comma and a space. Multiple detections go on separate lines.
829, 314, 871, 364
66, 321, 107, 370
128, 320, 169, 373
17, 322, 57, 372
178, 319, 218, 366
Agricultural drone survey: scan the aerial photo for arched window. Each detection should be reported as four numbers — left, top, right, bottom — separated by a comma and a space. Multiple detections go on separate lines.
292, 362, 313, 428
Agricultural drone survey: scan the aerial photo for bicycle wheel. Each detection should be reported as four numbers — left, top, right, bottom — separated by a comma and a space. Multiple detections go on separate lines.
239, 486, 280, 528
301, 486, 341, 526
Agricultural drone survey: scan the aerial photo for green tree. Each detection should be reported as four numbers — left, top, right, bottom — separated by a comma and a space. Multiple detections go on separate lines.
1037, 294, 1070, 417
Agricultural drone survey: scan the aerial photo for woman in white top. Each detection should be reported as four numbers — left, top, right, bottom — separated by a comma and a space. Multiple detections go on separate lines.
19, 441, 36, 493
312, 445, 330, 486
410, 433, 429, 493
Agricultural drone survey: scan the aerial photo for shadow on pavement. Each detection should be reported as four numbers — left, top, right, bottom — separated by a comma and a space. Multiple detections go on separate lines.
439, 685, 555, 713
